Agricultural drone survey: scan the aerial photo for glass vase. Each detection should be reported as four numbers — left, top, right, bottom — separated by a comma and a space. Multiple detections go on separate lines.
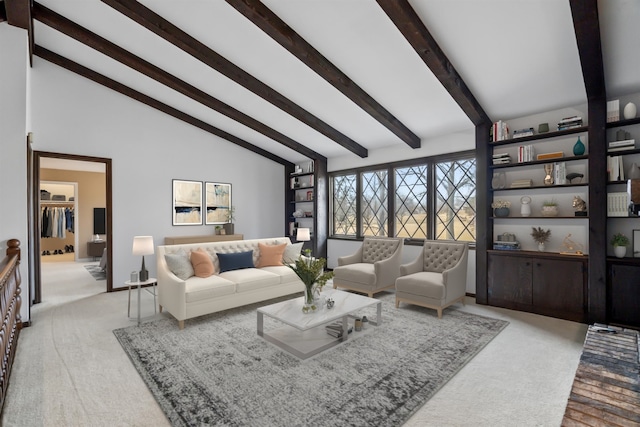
302, 285, 317, 314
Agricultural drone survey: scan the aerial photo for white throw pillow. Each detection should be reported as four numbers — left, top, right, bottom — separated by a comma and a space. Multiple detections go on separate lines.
164, 249, 194, 280
283, 242, 304, 264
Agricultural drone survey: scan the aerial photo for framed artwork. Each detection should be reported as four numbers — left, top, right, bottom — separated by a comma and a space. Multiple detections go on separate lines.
205, 182, 232, 225
634, 230, 640, 258
172, 180, 203, 225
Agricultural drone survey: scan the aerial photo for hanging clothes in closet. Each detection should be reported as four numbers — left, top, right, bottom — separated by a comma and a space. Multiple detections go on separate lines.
41, 206, 74, 238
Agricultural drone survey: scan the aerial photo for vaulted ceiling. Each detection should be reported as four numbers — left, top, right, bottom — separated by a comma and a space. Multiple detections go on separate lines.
3, 0, 640, 166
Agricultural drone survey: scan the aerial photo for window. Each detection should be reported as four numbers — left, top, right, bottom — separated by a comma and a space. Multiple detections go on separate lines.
361, 170, 388, 236
330, 151, 476, 242
331, 174, 357, 236
434, 158, 476, 242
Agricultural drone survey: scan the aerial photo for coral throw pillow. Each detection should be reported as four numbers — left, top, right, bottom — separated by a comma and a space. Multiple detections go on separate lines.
257, 243, 287, 267
190, 249, 215, 278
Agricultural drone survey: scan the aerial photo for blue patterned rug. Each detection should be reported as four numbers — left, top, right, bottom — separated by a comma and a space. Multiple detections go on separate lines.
113, 293, 508, 426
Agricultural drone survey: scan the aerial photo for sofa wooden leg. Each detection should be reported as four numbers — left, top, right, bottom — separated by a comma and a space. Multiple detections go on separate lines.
178, 320, 184, 330
395, 298, 399, 308
159, 304, 163, 313
437, 308, 443, 319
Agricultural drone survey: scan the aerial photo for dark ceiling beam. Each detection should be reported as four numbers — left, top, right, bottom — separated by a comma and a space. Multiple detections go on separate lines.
102, 0, 368, 158
32, 2, 325, 161
569, 0, 605, 101
4, 0, 29, 28
224, 0, 420, 150
33, 45, 293, 167
376, 0, 490, 126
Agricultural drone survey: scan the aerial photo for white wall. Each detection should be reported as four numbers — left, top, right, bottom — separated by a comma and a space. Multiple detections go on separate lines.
0, 24, 30, 322
29, 58, 286, 289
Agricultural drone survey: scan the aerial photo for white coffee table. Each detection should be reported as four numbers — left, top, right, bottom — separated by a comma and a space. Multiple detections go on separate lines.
257, 288, 382, 359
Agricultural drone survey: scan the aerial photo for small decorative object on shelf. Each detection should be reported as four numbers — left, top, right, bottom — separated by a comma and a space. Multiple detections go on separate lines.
494, 232, 520, 250
628, 163, 640, 180
541, 200, 559, 217
520, 196, 532, 217
491, 172, 506, 189
573, 136, 585, 156
491, 200, 511, 217
561, 234, 585, 255
531, 227, 551, 252
538, 123, 549, 133
623, 102, 637, 120
566, 172, 584, 184
610, 233, 630, 259
544, 164, 554, 185
572, 196, 587, 216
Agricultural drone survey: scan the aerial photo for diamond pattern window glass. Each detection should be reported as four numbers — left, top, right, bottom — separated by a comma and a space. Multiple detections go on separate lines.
395, 165, 427, 239
361, 170, 388, 237
434, 158, 476, 242
331, 174, 357, 236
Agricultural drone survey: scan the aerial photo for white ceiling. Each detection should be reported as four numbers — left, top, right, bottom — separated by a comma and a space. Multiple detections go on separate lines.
30, 0, 640, 165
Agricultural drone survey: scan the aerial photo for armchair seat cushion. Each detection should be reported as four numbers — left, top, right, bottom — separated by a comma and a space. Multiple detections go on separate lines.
395, 272, 445, 300
333, 263, 376, 286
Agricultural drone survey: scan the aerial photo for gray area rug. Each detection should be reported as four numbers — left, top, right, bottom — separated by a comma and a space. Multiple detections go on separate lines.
113, 293, 508, 427
84, 264, 106, 281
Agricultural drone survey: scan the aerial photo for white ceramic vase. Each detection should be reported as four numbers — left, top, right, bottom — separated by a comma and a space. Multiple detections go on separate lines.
613, 245, 627, 258
538, 242, 545, 252
623, 102, 637, 120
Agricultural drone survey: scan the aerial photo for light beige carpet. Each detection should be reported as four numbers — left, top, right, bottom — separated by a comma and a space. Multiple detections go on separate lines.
2, 261, 587, 426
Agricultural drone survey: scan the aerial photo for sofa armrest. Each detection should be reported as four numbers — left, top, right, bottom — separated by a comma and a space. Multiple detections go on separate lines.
400, 253, 422, 276
157, 252, 188, 320
338, 245, 363, 266
442, 245, 469, 302
373, 243, 403, 286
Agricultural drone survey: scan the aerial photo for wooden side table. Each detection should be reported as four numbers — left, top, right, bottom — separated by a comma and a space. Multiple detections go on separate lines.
125, 278, 157, 325
87, 241, 106, 260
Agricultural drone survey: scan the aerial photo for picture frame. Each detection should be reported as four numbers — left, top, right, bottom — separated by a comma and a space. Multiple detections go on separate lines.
634, 229, 640, 258
172, 180, 203, 225
205, 182, 232, 225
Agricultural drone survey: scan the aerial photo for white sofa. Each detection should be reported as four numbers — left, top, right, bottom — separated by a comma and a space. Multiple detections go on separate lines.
157, 237, 304, 329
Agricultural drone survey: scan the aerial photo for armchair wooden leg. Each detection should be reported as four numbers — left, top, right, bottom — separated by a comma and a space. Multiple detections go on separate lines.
395, 298, 399, 308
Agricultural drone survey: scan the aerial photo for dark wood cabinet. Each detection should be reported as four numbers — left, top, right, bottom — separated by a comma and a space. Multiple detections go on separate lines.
87, 240, 106, 258
488, 251, 587, 322
608, 261, 640, 328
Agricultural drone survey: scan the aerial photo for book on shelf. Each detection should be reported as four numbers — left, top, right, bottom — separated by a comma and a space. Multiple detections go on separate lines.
557, 124, 583, 131
325, 322, 352, 338
537, 151, 564, 160
491, 120, 509, 142
492, 157, 511, 165
558, 116, 583, 124
510, 179, 533, 188
608, 139, 635, 148
607, 100, 620, 123
493, 242, 521, 251
513, 128, 534, 138
517, 145, 535, 162
492, 152, 510, 158
608, 146, 635, 153
607, 192, 629, 217
607, 156, 625, 181
554, 162, 567, 185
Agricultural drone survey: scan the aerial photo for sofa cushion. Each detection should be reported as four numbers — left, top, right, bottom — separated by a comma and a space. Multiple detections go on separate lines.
395, 272, 445, 299
190, 249, 215, 278
333, 263, 376, 286
283, 242, 304, 264
220, 268, 280, 292
256, 243, 287, 267
185, 275, 236, 303
164, 249, 194, 280
362, 238, 401, 263
260, 265, 300, 284
218, 250, 254, 273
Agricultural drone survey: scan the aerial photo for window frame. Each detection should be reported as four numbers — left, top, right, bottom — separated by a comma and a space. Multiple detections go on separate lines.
329, 150, 476, 246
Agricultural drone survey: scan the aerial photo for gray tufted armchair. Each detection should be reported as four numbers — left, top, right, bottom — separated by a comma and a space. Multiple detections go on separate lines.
333, 237, 403, 297
395, 240, 468, 318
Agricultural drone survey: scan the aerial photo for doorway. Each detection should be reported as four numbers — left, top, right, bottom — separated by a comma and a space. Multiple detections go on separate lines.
31, 151, 113, 304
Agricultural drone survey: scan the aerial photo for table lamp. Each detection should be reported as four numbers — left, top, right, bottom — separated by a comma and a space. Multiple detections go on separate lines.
296, 228, 312, 257
132, 236, 154, 282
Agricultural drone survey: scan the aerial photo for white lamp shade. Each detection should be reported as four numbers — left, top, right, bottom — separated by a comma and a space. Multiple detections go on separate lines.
296, 228, 311, 242
132, 236, 154, 255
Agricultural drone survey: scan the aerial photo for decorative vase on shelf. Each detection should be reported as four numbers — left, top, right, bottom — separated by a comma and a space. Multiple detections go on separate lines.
520, 196, 531, 217
623, 102, 637, 120
538, 242, 545, 252
573, 136, 585, 156
494, 207, 510, 217
613, 245, 627, 259
541, 205, 558, 217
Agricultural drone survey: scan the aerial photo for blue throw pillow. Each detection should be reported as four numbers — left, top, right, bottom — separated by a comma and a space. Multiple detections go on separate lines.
217, 250, 254, 273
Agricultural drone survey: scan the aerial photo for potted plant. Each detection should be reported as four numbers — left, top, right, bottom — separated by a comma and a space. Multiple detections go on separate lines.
288, 257, 334, 313
541, 199, 558, 217
531, 227, 551, 251
223, 206, 235, 235
215, 225, 225, 235
610, 233, 629, 258
491, 200, 511, 217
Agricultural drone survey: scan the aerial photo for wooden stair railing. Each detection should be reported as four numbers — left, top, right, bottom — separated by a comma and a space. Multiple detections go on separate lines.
0, 239, 22, 413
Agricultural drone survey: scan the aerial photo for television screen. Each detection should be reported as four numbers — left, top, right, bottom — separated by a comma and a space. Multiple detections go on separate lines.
93, 208, 106, 235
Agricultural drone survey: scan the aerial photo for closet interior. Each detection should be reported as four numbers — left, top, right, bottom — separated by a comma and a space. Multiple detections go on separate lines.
40, 182, 77, 262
